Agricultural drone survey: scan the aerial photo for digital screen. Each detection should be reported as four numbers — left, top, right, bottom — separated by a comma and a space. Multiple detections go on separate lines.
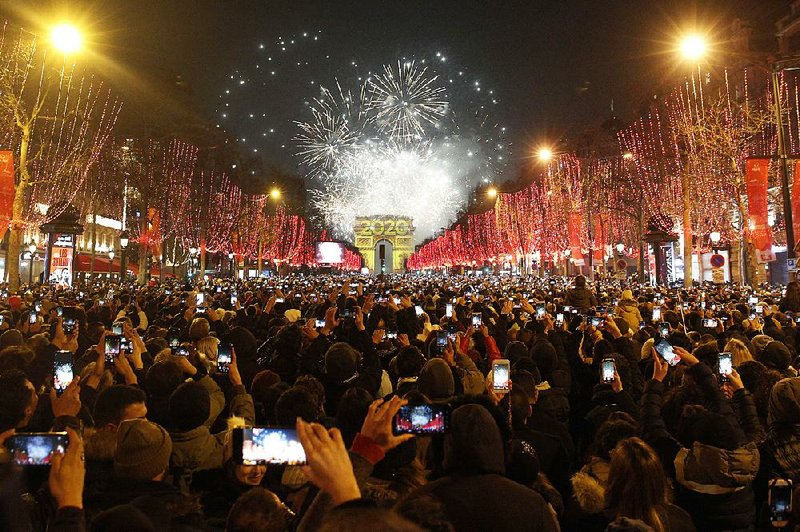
315, 242, 345, 264
493, 360, 510, 391
601, 359, 615, 382
719, 352, 733, 376
104, 336, 121, 363
53, 352, 73, 394
240, 428, 306, 465
655, 339, 680, 366
472, 313, 482, 328
6, 433, 68, 466
393, 405, 449, 435
217, 344, 232, 373
770, 482, 792, 520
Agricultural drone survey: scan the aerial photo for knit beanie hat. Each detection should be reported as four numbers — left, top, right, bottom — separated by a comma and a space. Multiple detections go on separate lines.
0, 329, 23, 349
759, 341, 792, 371
324, 342, 359, 383
169, 381, 211, 432
114, 419, 172, 480
750, 334, 775, 357
417, 358, 455, 401
768, 377, 800, 430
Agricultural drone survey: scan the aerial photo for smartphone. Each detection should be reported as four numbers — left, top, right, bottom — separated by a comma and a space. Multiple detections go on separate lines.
5, 432, 68, 466
590, 316, 604, 328
56, 306, 63, 317
385, 330, 398, 340
415, 305, 424, 316
104, 335, 121, 364
563, 305, 572, 313
112, 322, 124, 335
217, 343, 232, 373
769, 478, 793, 527
445, 303, 453, 318
60, 316, 76, 335
748, 296, 758, 305
339, 308, 354, 319
492, 359, 511, 392
718, 352, 733, 378
659, 322, 670, 338
555, 312, 564, 325
702, 318, 718, 328
28, 313, 37, 325
232, 427, 307, 465
53, 351, 73, 396
166, 332, 181, 354
755, 305, 764, 315
392, 404, 451, 435
216, 286, 222, 293
275, 297, 285, 303
654, 338, 681, 366
471, 313, 482, 329
652, 307, 661, 322
231, 294, 238, 306
195, 293, 205, 306
34, 301, 42, 313
175, 346, 190, 357
601, 357, 616, 383
536, 303, 546, 318
435, 330, 448, 349
315, 319, 325, 328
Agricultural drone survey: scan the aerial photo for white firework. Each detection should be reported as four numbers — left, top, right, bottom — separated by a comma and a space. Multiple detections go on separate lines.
367, 60, 448, 141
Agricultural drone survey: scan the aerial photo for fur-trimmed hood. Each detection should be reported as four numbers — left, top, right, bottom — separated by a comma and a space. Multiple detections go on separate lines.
570, 458, 610, 514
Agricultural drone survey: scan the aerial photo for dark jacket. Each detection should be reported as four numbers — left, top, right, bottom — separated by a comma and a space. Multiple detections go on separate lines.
640, 363, 760, 531
565, 287, 598, 312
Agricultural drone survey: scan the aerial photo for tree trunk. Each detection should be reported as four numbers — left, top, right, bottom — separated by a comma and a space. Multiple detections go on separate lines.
90, 210, 97, 278
637, 208, 646, 282
682, 170, 693, 287
8, 125, 31, 292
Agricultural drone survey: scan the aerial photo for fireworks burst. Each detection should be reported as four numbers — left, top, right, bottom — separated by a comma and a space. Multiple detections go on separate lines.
367, 61, 448, 141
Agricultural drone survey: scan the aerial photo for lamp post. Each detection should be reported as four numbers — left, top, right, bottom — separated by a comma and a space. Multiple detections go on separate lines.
710, 231, 721, 254
25, 242, 36, 285
228, 252, 235, 279
616, 243, 625, 254
189, 246, 198, 279
108, 250, 115, 279
119, 230, 129, 279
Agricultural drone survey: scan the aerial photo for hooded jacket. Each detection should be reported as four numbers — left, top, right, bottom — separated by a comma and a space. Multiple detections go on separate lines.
614, 291, 643, 332
399, 404, 559, 532
641, 363, 760, 531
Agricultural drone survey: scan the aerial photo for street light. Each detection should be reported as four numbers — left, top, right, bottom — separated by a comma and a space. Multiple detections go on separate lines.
50, 23, 82, 54
108, 250, 115, 261
537, 147, 553, 162
119, 230, 129, 278
616, 243, 625, 254
679, 34, 707, 61
486, 186, 498, 199
270, 188, 281, 200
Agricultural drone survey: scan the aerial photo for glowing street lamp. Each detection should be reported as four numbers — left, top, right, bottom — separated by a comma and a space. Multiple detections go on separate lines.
486, 186, 498, 199
270, 187, 281, 200
537, 147, 553, 162
51, 23, 82, 54
616, 243, 625, 254
679, 34, 707, 62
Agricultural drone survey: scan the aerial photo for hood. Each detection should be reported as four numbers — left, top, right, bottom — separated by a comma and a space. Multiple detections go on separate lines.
768, 377, 800, 430
226, 326, 258, 361
571, 469, 606, 514
418, 358, 455, 400
675, 441, 759, 494
621, 290, 634, 301
443, 404, 505, 476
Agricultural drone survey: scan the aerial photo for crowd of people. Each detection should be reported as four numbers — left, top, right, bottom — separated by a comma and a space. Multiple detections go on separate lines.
2, 272, 800, 531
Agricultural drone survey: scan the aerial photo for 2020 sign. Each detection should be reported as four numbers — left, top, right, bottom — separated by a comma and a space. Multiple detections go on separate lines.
355, 218, 411, 237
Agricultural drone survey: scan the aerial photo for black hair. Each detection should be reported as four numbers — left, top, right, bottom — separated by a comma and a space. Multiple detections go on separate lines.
275, 386, 318, 426
0, 370, 32, 430
93, 385, 147, 426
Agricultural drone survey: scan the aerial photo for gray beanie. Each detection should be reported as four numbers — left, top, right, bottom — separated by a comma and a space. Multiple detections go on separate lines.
114, 419, 172, 480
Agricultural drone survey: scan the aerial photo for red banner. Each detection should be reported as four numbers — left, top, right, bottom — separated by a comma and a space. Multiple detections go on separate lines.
568, 211, 585, 266
792, 160, 800, 243
0, 151, 15, 231
745, 159, 775, 263
593, 214, 608, 262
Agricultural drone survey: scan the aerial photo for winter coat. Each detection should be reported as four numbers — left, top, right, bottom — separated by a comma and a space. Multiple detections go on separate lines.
565, 287, 598, 311
170, 386, 254, 473
614, 298, 643, 332
641, 363, 760, 531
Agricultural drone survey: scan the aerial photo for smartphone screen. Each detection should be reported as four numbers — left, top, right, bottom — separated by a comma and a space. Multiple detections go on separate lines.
770, 480, 793, 526
472, 313, 482, 328
718, 352, 733, 376
167, 333, 181, 354
392, 404, 451, 435
601, 358, 616, 383
659, 322, 670, 338
28, 313, 37, 325
5, 432, 68, 466
112, 322, 123, 335
436, 331, 448, 348
53, 351, 73, 396
445, 303, 453, 318
217, 343, 232, 373
703, 318, 717, 328
415, 305, 424, 316
231, 294, 238, 306
652, 307, 661, 322
536, 303, 546, 318
590, 316, 604, 328
315, 319, 325, 328
104, 335, 121, 364
556, 312, 564, 325
56, 307, 63, 317
654, 338, 680, 366
385, 330, 398, 339
492, 359, 510, 392
233, 427, 306, 465
62, 318, 76, 335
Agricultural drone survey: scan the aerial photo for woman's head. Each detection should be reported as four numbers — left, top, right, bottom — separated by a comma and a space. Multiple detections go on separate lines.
724, 338, 753, 367
606, 437, 670, 532
233, 463, 267, 486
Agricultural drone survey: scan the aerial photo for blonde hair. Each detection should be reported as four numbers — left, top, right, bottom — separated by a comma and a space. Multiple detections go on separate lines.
724, 338, 753, 367
196, 336, 220, 372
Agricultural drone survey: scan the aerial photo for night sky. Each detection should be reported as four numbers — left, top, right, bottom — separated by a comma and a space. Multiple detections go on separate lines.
3, 0, 790, 183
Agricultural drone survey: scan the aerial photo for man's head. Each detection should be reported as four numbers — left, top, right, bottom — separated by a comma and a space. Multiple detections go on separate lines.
324, 343, 360, 384
225, 487, 291, 532
275, 387, 318, 425
113, 419, 172, 481
395, 346, 426, 379
169, 381, 210, 432
188, 317, 211, 341
94, 385, 148, 430
0, 369, 37, 431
